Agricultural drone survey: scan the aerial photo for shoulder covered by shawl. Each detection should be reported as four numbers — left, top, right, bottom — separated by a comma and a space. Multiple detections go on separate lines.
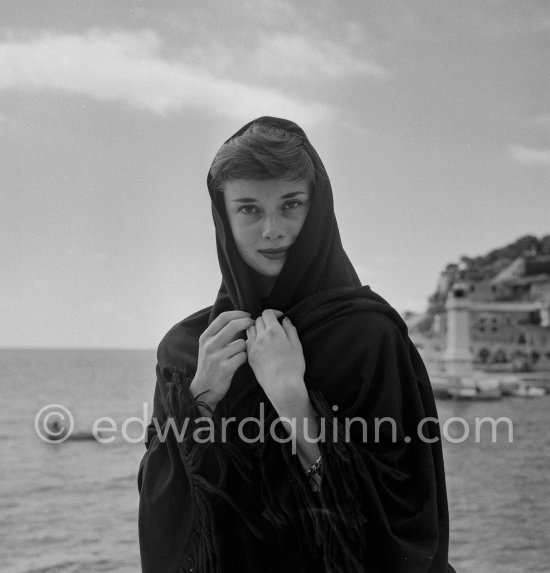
302, 307, 409, 392
139, 304, 228, 573
288, 286, 420, 412
156, 305, 212, 377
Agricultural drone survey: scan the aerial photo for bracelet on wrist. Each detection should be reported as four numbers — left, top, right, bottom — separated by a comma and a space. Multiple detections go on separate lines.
304, 455, 322, 479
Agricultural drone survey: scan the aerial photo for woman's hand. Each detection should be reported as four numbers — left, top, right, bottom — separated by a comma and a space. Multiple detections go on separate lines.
246, 309, 307, 412
190, 310, 255, 411
247, 310, 321, 479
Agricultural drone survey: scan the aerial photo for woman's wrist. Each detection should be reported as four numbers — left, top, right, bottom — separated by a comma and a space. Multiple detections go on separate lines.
189, 377, 220, 414
268, 378, 309, 418
272, 388, 321, 467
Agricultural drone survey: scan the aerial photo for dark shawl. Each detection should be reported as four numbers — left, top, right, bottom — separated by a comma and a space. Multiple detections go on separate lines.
138, 117, 454, 572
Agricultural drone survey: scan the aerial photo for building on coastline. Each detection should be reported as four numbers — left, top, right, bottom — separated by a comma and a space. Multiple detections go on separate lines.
408, 239, 550, 373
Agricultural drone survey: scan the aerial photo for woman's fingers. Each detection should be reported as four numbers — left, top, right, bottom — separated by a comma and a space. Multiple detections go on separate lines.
200, 309, 292, 360
282, 317, 301, 347
224, 338, 247, 358
262, 308, 294, 332
261, 309, 284, 332
255, 316, 266, 332
225, 350, 248, 372
202, 310, 252, 339
214, 316, 255, 346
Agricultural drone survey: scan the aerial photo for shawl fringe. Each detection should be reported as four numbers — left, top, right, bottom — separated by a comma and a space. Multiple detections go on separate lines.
163, 370, 261, 573
260, 387, 370, 573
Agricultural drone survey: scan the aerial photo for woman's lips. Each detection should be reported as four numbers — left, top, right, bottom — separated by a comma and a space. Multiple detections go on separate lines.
258, 248, 288, 260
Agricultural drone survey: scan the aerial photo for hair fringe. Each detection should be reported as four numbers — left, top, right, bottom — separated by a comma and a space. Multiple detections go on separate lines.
210, 122, 315, 191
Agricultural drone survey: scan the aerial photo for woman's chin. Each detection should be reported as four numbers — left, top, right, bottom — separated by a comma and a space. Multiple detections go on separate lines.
260, 267, 282, 278
246, 263, 282, 290
246, 259, 284, 279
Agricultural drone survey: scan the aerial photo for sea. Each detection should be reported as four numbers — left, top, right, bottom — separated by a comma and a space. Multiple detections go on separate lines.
1, 348, 549, 573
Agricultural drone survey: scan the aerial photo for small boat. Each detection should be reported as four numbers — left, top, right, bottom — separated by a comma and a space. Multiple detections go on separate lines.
447, 386, 477, 399
45, 419, 104, 441
511, 383, 546, 398
498, 375, 521, 396
430, 375, 457, 399
447, 386, 502, 400
447, 376, 502, 400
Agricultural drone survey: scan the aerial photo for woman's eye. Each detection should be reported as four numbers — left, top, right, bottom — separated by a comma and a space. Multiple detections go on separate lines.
283, 200, 302, 210
238, 205, 259, 214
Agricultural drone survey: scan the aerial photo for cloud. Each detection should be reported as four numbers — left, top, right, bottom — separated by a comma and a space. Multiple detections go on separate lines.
252, 33, 389, 80
339, 120, 372, 140
510, 145, 550, 166
242, 0, 300, 27
0, 29, 331, 123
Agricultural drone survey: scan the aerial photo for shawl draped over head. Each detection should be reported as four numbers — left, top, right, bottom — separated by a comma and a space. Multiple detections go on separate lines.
138, 117, 454, 573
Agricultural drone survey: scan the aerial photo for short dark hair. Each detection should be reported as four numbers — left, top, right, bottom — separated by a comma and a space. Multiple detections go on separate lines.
210, 122, 315, 192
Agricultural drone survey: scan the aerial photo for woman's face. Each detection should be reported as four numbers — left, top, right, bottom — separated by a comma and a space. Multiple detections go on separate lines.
223, 178, 311, 278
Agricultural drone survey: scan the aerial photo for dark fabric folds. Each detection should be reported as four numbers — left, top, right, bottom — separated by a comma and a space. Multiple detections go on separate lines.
138, 117, 454, 572
256, 292, 451, 573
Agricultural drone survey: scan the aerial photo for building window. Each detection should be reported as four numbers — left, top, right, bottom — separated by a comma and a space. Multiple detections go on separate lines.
493, 349, 507, 363
478, 348, 489, 363
529, 311, 541, 325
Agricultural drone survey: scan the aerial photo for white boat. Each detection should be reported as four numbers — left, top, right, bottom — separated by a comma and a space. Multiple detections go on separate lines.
430, 374, 459, 399
511, 383, 546, 398
447, 376, 502, 400
447, 386, 502, 400
447, 387, 477, 399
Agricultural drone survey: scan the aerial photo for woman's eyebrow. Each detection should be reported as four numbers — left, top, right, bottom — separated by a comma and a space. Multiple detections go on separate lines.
231, 191, 308, 203
281, 191, 309, 198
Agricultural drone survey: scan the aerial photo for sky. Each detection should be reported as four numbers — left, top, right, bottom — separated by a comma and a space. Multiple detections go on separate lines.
1, 0, 549, 348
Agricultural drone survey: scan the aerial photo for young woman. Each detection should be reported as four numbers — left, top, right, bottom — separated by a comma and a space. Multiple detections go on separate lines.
138, 117, 454, 572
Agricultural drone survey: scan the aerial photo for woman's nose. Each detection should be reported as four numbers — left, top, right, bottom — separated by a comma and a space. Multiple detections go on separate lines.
261, 214, 285, 240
